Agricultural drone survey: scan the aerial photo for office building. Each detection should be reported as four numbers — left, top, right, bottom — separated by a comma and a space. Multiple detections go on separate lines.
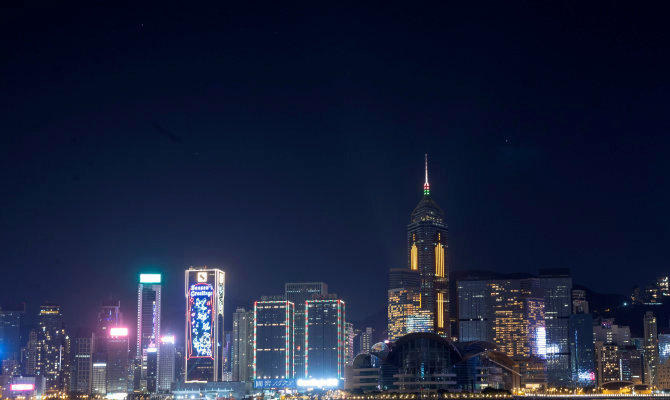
253, 300, 295, 381
185, 267, 225, 382
457, 279, 494, 342
593, 319, 631, 346
136, 273, 162, 391
619, 345, 644, 383
106, 327, 129, 394
158, 335, 176, 392
644, 311, 659, 385
595, 342, 620, 385
538, 269, 572, 387
0, 304, 25, 372
304, 299, 345, 382
388, 268, 420, 291
91, 362, 107, 395
97, 301, 122, 337
358, 327, 374, 355
232, 308, 253, 382
387, 287, 433, 340
568, 314, 595, 386
285, 282, 328, 378
571, 290, 589, 314
406, 155, 449, 336
70, 330, 94, 394
27, 304, 70, 390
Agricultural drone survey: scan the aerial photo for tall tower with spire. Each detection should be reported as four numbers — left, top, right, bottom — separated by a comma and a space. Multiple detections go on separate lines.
407, 154, 449, 337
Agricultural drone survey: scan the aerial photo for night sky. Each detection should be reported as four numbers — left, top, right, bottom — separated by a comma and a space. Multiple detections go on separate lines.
1, 2, 669, 337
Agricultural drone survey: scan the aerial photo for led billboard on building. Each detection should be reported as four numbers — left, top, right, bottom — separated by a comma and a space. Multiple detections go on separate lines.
188, 283, 214, 358
184, 267, 225, 382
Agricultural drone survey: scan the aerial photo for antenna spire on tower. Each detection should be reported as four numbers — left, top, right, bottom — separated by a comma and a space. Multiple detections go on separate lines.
423, 153, 430, 196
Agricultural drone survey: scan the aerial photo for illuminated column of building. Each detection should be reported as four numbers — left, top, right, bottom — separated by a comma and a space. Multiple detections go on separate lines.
184, 267, 225, 382
136, 273, 162, 391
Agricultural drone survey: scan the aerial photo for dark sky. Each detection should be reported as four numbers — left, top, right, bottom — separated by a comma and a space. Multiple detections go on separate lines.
1, 2, 669, 337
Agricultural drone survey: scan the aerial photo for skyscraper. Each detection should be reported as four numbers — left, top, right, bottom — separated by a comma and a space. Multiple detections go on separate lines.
285, 282, 328, 379
184, 267, 225, 382
304, 299, 345, 382
644, 311, 659, 385
136, 273, 161, 391
158, 335, 176, 392
407, 155, 449, 337
568, 314, 595, 386
70, 330, 94, 394
232, 307, 253, 382
0, 304, 25, 373
106, 327, 130, 394
358, 327, 374, 355
538, 269, 572, 387
29, 304, 69, 390
457, 279, 494, 342
253, 300, 295, 381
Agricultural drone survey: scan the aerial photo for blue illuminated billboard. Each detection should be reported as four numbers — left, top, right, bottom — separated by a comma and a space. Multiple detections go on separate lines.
188, 283, 214, 358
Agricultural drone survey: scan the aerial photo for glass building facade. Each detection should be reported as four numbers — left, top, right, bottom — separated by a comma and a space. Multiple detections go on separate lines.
568, 313, 595, 386
253, 300, 295, 381
305, 299, 345, 381
284, 282, 327, 378
538, 270, 572, 387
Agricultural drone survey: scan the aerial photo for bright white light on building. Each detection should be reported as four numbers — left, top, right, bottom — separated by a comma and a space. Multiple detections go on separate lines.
11, 384, 35, 391
105, 393, 128, 400
535, 326, 547, 358
296, 378, 339, 388
109, 327, 128, 337
161, 335, 175, 344
139, 273, 161, 283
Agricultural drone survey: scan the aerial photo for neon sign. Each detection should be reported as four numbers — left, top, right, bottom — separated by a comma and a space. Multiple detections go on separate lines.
188, 283, 214, 358
109, 327, 128, 337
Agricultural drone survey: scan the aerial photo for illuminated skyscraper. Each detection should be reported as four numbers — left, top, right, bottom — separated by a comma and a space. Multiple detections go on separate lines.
285, 282, 328, 378
0, 303, 25, 373
304, 299, 345, 382
538, 269, 572, 387
71, 330, 94, 394
184, 267, 225, 382
568, 314, 596, 386
644, 311, 659, 385
406, 155, 449, 337
232, 307, 253, 382
106, 327, 129, 394
358, 327, 374, 355
595, 342, 620, 385
659, 331, 670, 365
158, 335, 176, 392
28, 304, 70, 390
253, 300, 295, 381
136, 273, 161, 391
97, 301, 122, 339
